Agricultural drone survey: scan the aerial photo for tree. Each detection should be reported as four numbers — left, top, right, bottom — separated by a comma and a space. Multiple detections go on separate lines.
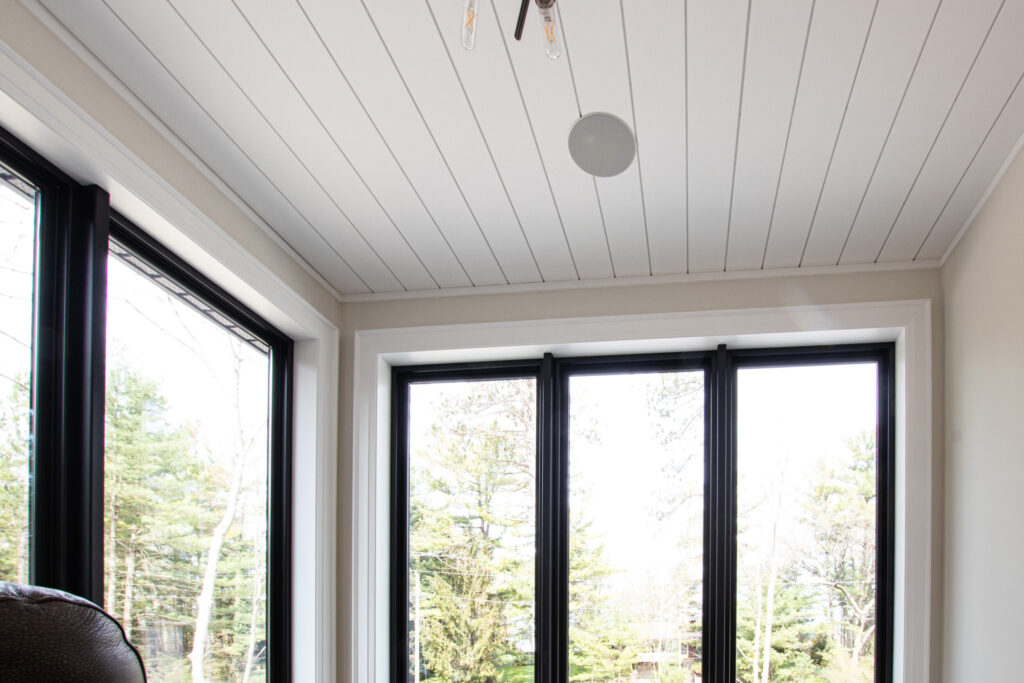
409, 379, 536, 682
567, 504, 637, 682
104, 361, 210, 679
0, 373, 30, 582
799, 432, 878, 682
735, 431, 879, 683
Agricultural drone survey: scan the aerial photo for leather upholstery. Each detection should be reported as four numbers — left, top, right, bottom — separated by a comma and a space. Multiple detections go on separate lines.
0, 581, 146, 682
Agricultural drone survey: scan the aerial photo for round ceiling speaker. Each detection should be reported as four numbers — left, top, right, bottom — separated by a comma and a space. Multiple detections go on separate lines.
568, 112, 636, 177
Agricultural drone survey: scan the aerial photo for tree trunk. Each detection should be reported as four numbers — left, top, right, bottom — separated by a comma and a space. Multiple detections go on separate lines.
242, 553, 264, 683
106, 493, 117, 611
122, 531, 136, 641
752, 568, 763, 682
188, 450, 245, 683
760, 529, 778, 683
16, 523, 28, 584
760, 486, 785, 683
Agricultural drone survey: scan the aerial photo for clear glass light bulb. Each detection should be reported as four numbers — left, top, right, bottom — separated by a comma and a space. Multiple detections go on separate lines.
536, 0, 561, 60
461, 0, 479, 51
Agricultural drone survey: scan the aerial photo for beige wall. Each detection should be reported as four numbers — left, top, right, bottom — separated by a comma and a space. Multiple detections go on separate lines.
339, 267, 947, 679
942, 145, 1024, 682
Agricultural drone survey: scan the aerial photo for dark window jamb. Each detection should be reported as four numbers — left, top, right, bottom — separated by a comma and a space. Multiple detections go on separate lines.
109, 211, 295, 681
728, 342, 896, 683
390, 359, 543, 682
0, 124, 109, 604
32, 184, 109, 604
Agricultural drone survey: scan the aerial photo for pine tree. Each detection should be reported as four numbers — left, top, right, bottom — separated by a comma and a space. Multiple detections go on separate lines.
0, 374, 30, 582
104, 362, 208, 678
409, 379, 536, 682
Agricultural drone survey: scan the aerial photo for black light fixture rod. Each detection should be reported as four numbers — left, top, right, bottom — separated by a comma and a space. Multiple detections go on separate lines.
514, 0, 530, 40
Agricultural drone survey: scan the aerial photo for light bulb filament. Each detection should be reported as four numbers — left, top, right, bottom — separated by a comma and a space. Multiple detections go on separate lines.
543, 18, 555, 42
460, 0, 479, 50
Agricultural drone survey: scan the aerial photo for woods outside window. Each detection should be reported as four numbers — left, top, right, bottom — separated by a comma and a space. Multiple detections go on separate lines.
0, 125, 293, 681
391, 346, 894, 683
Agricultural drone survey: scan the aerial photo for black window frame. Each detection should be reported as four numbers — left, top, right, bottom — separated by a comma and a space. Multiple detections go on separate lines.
0, 124, 294, 680
391, 343, 895, 683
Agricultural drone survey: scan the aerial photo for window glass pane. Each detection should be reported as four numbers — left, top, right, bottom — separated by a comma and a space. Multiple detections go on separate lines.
105, 243, 270, 682
0, 167, 36, 583
736, 363, 878, 683
408, 379, 537, 682
569, 371, 705, 681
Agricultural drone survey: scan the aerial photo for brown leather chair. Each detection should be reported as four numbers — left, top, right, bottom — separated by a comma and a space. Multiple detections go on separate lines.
0, 581, 146, 682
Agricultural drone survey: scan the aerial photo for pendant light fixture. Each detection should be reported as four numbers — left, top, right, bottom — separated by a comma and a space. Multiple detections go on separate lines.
461, 0, 479, 50
461, 0, 561, 60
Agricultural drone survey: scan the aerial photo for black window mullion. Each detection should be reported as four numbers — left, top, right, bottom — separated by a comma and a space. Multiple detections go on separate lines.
535, 352, 568, 682
703, 344, 737, 683
268, 341, 294, 682
31, 183, 109, 604
390, 370, 411, 681
875, 348, 896, 683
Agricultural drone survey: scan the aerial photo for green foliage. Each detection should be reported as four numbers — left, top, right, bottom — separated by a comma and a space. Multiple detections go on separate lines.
736, 431, 878, 682
567, 506, 636, 682
0, 374, 29, 582
103, 360, 267, 681
410, 380, 536, 682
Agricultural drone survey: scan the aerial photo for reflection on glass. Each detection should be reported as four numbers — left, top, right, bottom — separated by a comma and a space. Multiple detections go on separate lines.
569, 372, 704, 681
105, 244, 270, 682
408, 379, 537, 682
0, 167, 36, 583
736, 364, 878, 683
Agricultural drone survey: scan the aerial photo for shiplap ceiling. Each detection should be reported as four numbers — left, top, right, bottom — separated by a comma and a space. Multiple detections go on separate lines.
34, 0, 1024, 297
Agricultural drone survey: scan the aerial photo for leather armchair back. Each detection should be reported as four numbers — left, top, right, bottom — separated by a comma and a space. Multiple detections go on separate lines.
0, 581, 146, 682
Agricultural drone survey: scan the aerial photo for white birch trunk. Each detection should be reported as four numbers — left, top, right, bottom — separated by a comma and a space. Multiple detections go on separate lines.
242, 550, 264, 683
122, 532, 135, 641
188, 449, 245, 683
752, 567, 763, 682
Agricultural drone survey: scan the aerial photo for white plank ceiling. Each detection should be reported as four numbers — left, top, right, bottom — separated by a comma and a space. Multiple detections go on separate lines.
33, 0, 1024, 297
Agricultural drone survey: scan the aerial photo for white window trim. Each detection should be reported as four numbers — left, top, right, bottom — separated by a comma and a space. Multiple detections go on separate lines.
350, 299, 932, 682
0, 38, 340, 682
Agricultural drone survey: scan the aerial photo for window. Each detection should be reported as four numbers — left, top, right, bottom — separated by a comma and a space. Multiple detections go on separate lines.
0, 164, 37, 583
0, 125, 293, 680
392, 347, 894, 682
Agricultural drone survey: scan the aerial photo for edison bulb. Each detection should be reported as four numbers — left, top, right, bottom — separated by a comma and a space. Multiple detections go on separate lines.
461, 0, 479, 50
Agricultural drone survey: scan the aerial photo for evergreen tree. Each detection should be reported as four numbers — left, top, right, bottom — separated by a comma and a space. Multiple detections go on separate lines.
104, 363, 207, 678
409, 380, 536, 682
0, 374, 30, 582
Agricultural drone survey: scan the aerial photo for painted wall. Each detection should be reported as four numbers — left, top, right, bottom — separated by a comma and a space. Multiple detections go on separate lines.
339, 267, 947, 680
942, 144, 1024, 682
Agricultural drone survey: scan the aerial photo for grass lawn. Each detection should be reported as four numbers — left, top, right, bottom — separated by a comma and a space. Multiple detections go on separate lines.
423, 664, 534, 682
497, 665, 534, 682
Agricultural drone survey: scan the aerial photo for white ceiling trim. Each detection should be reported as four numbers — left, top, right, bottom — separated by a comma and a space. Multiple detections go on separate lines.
338, 257, 941, 304
939, 120, 1024, 266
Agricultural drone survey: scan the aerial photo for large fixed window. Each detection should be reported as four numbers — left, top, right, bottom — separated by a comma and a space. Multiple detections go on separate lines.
392, 347, 894, 683
0, 164, 37, 584
0, 125, 293, 680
